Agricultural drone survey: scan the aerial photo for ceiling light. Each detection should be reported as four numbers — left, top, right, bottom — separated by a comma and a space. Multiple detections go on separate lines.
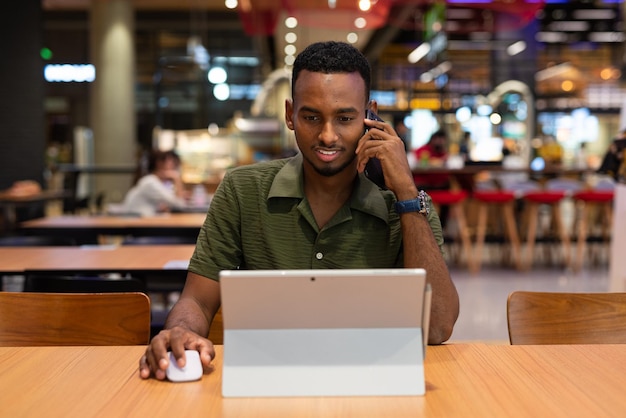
535, 63, 573, 82
354, 17, 367, 29
359, 0, 371, 12
285, 32, 297, 43
489, 113, 502, 125
224, 0, 238, 9
506, 41, 526, 56
285, 17, 298, 28
535, 32, 568, 43
561, 80, 574, 92
208, 67, 227, 84
600, 68, 613, 80
347, 32, 358, 44
213, 83, 230, 101
408, 43, 431, 64
588, 32, 625, 43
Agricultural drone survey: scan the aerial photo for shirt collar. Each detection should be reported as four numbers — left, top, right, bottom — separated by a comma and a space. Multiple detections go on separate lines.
268, 153, 389, 224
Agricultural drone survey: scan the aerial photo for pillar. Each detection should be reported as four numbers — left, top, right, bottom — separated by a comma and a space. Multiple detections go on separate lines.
90, 0, 136, 203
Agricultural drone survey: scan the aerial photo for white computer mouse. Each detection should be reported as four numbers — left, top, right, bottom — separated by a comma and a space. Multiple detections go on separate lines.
166, 350, 203, 382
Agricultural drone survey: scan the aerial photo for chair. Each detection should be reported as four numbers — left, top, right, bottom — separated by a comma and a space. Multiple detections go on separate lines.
0, 292, 151, 346
520, 177, 583, 270
571, 188, 614, 271
507, 291, 626, 345
470, 190, 521, 273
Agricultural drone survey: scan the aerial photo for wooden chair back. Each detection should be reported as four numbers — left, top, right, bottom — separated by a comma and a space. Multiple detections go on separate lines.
507, 291, 626, 345
0, 292, 151, 346
208, 307, 223, 345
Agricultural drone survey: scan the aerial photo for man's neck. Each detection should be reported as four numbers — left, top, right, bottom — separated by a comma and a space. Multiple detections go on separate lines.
303, 167, 357, 229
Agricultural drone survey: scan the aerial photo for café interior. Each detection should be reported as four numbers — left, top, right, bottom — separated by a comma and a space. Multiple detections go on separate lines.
1, 0, 625, 342
1, 1, 626, 415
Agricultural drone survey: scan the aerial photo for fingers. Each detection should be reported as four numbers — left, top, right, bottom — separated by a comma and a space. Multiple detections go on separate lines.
138, 327, 215, 380
139, 330, 171, 380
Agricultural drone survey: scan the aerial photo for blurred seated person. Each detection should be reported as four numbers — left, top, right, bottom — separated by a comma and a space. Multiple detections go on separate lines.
598, 130, 626, 180
121, 150, 189, 216
412, 130, 450, 190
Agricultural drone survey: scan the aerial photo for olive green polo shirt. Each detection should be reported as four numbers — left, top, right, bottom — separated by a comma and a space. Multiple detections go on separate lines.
188, 153, 444, 281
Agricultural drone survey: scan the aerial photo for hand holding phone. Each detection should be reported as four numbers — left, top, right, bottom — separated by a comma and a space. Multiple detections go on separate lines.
364, 110, 387, 189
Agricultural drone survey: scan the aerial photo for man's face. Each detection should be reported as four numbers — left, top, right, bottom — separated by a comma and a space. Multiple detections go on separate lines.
285, 70, 368, 177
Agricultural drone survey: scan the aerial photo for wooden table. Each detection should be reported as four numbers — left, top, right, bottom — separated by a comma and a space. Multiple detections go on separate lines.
0, 245, 195, 275
19, 213, 206, 243
0, 344, 624, 417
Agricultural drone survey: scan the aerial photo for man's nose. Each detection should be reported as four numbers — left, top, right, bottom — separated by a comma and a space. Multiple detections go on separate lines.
318, 122, 338, 145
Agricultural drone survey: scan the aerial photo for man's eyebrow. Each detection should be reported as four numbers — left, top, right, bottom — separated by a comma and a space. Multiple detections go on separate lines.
336, 107, 359, 114
299, 106, 320, 114
298, 106, 359, 115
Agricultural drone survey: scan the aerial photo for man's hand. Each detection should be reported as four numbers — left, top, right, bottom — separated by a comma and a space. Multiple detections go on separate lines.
357, 118, 417, 201
139, 326, 215, 380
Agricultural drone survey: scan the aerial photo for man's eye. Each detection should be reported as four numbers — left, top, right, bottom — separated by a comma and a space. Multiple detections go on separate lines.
338, 116, 354, 122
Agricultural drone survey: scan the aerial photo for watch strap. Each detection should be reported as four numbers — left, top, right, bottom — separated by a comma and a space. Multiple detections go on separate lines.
394, 190, 429, 215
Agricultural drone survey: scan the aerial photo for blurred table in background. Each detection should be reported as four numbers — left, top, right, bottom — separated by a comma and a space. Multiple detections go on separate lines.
18, 213, 206, 244
0, 244, 194, 275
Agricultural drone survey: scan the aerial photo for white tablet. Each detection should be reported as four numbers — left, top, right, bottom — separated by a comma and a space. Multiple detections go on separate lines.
219, 268, 431, 397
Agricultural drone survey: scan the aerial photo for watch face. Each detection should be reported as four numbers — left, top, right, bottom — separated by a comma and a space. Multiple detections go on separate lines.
418, 190, 429, 215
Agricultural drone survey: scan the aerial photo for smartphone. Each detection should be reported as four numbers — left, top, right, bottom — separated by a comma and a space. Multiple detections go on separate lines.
364, 110, 387, 189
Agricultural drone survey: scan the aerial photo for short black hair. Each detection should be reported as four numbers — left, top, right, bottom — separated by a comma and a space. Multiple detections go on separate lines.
430, 130, 447, 140
291, 41, 371, 100
148, 149, 180, 172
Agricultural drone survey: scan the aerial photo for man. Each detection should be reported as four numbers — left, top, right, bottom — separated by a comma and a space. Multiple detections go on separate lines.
140, 41, 459, 380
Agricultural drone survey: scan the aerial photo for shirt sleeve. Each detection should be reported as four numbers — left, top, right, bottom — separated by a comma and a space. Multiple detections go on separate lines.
188, 171, 243, 281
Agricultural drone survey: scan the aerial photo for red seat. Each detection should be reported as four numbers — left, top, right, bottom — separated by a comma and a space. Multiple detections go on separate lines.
428, 190, 468, 205
571, 190, 614, 271
471, 191, 521, 273
428, 190, 471, 268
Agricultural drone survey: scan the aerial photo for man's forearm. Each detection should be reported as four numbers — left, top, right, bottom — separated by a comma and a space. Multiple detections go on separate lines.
164, 297, 212, 337
400, 211, 459, 344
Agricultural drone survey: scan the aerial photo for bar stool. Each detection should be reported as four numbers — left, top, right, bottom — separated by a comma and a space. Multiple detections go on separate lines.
470, 190, 521, 273
427, 190, 472, 268
571, 189, 614, 271
520, 178, 582, 270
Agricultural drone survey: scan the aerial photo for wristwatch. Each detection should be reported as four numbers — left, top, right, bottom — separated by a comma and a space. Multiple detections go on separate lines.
394, 190, 430, 216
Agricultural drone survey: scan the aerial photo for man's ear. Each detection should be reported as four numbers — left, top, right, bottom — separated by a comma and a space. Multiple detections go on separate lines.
285, 99, 294, 130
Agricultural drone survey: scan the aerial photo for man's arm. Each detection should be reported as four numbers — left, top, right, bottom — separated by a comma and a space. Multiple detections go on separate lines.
397, 208, 459, 344
139, 272, 221, 379
164, 272, 221, 334
357, 116, 459, 344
